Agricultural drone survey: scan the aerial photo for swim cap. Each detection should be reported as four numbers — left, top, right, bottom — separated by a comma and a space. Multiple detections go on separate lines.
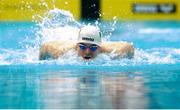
78, 25, 101, 46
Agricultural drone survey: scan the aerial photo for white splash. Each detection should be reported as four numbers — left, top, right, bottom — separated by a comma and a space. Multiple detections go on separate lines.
37, 8, 81, 43
0, 8, 179, 66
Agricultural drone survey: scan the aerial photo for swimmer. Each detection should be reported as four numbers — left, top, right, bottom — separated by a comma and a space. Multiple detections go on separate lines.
39, 25, 134, 60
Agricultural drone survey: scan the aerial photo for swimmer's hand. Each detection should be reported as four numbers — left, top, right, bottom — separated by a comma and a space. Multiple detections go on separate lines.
39, 40, 76, 60
101, 41, 134, 59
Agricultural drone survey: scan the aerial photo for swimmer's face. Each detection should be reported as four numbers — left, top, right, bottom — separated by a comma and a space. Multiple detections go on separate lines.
77, 43, 100, 60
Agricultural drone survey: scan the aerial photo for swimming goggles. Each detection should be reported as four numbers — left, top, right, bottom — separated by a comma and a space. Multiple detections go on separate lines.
79, 43, 98, 52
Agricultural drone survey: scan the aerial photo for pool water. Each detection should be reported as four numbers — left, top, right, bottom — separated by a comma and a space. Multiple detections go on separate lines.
0, 9, 180, 109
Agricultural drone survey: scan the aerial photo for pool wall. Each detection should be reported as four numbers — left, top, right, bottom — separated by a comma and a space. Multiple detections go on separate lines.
0, 0, 180, 21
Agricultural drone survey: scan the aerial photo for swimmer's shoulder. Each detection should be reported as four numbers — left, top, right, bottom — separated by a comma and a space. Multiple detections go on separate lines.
39, 40, 77, 60
101, 41, 133, 51
41, 40, 77, 49
100, 41, 134, 58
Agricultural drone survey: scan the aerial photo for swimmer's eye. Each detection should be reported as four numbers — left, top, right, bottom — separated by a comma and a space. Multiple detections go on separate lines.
79, 44, 87, 50
89, 46, 98, 52
79, 44, 98, 52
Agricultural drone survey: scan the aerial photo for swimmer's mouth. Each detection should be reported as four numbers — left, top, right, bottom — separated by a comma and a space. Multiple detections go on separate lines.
83, 56, 92, 60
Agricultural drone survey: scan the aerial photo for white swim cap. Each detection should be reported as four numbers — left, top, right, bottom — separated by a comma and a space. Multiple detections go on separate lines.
78, 25, 101, 46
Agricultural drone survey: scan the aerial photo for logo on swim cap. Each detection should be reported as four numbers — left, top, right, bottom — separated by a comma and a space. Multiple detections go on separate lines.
82, 37, 94, 41
78, 25, 101, 46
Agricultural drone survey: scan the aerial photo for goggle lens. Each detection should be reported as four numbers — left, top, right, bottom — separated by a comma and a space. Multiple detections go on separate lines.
79, 44, 98, 52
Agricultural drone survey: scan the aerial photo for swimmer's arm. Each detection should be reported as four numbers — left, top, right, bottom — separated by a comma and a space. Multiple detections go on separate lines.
101, 41, 134, 58
39, 40, 76, 60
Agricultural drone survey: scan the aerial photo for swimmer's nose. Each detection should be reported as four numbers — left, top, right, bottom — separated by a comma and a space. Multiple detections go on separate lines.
85, 48, 91, 53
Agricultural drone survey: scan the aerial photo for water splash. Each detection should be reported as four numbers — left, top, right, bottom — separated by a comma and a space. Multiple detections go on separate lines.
97, 16, 118, 41
35, 8, 81, 43
40, 8, 81, 28
33, 48, 179, 66
0, 9, 179, 66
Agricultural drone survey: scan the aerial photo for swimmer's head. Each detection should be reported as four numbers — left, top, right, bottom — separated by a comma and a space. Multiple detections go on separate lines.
77, 26, 102, 60
78, 25, 101, 46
